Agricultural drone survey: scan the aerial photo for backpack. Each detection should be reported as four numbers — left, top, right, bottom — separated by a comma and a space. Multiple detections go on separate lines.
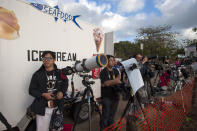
49, 107, 64, 131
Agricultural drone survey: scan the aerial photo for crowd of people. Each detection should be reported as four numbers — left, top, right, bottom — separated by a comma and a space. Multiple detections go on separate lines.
28, 51, 192, 131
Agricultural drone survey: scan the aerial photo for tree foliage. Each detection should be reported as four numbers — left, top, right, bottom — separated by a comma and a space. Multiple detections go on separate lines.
135, 25, 177, 56
183, 39, 197, 47
114, 25, 179, 59
114, 41, 141, 59
193, 27, 197, 34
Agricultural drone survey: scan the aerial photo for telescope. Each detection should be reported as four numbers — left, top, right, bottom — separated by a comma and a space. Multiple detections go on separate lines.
62, 54, 108, 75
120, 58, 144, 94
63, 54, 108, 131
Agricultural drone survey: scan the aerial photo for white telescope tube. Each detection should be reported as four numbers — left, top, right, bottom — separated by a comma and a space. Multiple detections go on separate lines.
75, 54, 108, 72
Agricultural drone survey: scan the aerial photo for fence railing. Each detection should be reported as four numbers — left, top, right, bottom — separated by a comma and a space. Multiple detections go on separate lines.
104, 79, 195, 131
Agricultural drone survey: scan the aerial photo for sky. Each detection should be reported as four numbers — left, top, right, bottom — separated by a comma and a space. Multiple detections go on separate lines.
25, 0, 197, 43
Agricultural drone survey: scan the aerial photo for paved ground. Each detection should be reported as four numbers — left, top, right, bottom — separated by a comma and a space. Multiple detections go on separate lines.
63, 79, 197, 131
63, 73, 160, 131
63, 96, 128, 131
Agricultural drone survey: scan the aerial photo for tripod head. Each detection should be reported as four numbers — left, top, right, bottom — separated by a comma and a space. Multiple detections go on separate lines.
79, 73, 95, 87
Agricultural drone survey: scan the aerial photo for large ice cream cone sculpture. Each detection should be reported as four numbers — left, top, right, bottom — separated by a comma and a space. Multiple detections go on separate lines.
0, 7, 20, 40
93, 28, 103, 52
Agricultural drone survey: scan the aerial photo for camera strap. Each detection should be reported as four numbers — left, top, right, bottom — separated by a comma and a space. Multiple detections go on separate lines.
107, 68, 115, 80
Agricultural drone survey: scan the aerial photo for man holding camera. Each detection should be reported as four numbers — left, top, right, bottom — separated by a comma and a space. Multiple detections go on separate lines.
100, 55, 121, 131
29, 51, 68, 131
134, 54, 155, 105
141, 56, 155, 99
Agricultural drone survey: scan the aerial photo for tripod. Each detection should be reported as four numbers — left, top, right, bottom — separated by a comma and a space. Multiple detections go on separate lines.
120, 93, 134, 119
119, 90, 152, 131
72, 74, 101, 131
0, 112, 19, 131
153, 69, 162, 88
0, 112, 12, 130
173, 68, 185, 92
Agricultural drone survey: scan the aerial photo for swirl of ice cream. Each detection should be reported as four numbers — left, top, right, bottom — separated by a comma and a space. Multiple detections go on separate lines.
0, 7, 20, 40
93, 28, 103, 52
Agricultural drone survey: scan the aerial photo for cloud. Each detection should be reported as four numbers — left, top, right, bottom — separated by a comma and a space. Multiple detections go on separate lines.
59, 0, 116, 28
154, 0, 181, 16
58, 0, 145, 41
152, 0, 197, 41
154, 0, 197, 28
42, 0, 58, 6
101, 13, 127, 31
77, 0, 111, 14
180, 28, 197, 40
27, 0, 197, 42
112, 0, 197, 42
117, 0, 145, 13
134, 13, 147, 20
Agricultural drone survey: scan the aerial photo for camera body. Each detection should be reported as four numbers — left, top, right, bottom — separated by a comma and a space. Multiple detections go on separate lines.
154, 64, 163, 71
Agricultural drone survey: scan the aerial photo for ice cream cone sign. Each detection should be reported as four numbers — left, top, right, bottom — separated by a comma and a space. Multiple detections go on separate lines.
93, 28, 103, 52
0, 6, 20, 40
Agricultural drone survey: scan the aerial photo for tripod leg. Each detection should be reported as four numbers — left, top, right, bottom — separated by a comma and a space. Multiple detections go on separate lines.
72, 89, 87, 131
87, 86, 103, 131
180, 86, 186, 113
87, 90, 92, 131
174, 80, 180, 92
123, 95, 147, 131
153, 71, 160, 87
120, 95, 134, 119
148, 80, 154, 98
174, 84, 177, 92
89, 88, 102, 117
0, 112, 12, 130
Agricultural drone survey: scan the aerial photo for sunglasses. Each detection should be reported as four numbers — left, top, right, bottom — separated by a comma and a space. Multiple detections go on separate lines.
42, 57, 53, 61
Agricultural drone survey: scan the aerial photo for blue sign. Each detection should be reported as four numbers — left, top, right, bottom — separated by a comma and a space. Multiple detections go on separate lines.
30, 3, 82, 29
